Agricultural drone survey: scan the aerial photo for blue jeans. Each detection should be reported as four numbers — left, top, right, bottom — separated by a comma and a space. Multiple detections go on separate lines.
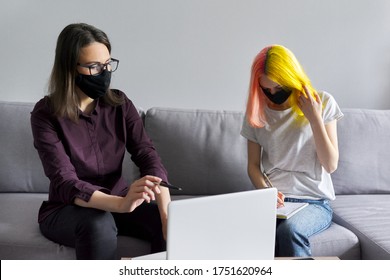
275, 198, 333, 257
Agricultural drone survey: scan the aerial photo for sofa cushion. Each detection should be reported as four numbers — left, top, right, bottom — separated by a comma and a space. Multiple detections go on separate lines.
310, 222, 360, 259
332, 109, 390, 195
0, 193, 151, 259
144, 108, 253, 195
331, 195, 390, 259
0, 102, 49, 193
0, 193, 74, 259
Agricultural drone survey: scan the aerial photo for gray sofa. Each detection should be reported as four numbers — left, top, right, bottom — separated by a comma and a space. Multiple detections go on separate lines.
0, 101, 389, 260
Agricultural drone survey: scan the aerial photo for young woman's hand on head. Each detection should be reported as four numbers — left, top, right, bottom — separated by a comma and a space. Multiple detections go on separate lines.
298, 85, 323, 123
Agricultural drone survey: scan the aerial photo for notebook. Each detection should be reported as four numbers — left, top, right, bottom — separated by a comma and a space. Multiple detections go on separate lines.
134, 188, 277, 260
277, 202, 308, 219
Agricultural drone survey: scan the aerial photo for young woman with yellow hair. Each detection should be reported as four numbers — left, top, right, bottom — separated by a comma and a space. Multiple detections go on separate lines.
241, 45, 344, 257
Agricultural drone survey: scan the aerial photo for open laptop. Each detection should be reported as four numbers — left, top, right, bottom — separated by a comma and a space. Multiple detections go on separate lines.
134, 188, 277, 260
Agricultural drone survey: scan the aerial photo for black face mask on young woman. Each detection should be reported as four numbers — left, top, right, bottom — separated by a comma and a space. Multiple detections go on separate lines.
75, 70, 112, 99
261, 87, 292, 105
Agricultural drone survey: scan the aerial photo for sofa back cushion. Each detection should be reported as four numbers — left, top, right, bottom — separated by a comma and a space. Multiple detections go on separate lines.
144, 108, 253, 195
0, 102, 49, 193
332, 109, 390, 195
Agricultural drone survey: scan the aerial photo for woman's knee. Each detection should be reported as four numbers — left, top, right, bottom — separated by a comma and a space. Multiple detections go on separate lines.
74, 209, 118, 259
75, 209, 117, 242
276, 220, 297, 238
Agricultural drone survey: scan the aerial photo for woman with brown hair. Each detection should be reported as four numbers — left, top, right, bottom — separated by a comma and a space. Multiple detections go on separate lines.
31, 23, 171, 259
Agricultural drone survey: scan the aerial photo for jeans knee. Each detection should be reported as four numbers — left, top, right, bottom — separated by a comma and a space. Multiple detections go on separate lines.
276, 221, 296, 239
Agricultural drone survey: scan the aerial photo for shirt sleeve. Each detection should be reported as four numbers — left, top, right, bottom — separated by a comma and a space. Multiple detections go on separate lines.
240, 116, 259, 144
30, 98, 109, 204
121, 93, 169, 183
320, 91, 344, 124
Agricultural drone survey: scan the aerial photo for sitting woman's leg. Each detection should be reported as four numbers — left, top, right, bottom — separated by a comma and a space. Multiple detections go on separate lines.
275, 200, 333, 257
40, 205, 118, 259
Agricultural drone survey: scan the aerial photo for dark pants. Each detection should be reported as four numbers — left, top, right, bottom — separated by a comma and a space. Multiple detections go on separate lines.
39, 203, 165, 260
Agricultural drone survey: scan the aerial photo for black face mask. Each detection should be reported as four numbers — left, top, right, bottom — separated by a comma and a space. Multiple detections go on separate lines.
75, 70, 112, 99
261, 87, 292, 105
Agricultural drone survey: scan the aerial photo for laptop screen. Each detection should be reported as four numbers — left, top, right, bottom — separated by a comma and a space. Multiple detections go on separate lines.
166, 188, 277, 260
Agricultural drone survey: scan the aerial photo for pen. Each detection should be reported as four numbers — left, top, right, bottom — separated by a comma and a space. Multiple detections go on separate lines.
263, 172, 274, 189
156, 181, 183, 191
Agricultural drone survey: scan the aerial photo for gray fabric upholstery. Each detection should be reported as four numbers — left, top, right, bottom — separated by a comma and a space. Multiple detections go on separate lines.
310, 222, 360, 260
0, 102, 49, 193
332, 109, 390, 195
145, 108, 253, 195
331, 195, 390, 259
0, 194, 150, 259
1, 102, 389, 259
0, 193, 75, 259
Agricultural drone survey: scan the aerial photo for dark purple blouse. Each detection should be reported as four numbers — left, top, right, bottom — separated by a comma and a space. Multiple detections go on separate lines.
31, 90, 168, 223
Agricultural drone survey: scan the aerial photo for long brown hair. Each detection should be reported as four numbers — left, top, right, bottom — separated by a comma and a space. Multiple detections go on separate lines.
48, 23, 123, 122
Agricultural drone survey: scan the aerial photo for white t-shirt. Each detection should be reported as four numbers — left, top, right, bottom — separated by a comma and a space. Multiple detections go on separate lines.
241, 91, 344, 200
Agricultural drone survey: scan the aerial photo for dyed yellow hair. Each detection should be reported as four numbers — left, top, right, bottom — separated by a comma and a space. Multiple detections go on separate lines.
245, 45, 316, 127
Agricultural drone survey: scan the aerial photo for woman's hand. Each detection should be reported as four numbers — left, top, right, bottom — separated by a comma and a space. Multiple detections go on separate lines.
277, 191, 285, 208
298, 85, 322, 123
119, 175, 162, 213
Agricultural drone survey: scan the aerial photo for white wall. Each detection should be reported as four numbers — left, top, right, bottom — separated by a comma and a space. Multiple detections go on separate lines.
1, 0, 390, 111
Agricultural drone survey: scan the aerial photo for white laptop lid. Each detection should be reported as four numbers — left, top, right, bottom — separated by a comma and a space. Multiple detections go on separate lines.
166, 188, 277, 260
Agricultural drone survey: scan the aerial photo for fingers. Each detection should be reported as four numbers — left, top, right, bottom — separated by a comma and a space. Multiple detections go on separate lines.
302, 85, 312, 100
313, 91, 321, 103
141, 186, 156, 202
143, 175, 163, 184
298, 86, 322, 116
145, 177, 162, 195
298, 86, 311, 104
300, 85, 320, 104
131, 176, 163, 202
277, 191, 285, 208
